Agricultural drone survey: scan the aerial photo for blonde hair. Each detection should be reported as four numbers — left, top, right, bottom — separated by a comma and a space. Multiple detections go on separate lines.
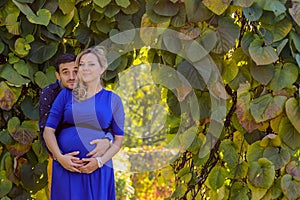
72, 46, 108, 101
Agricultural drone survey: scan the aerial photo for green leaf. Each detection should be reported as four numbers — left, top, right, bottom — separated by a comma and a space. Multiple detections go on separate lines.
185, 40, 209, 62
286, 161, 300, 181
21, 96, 39, 120
20, 163, 48, 193
58, 0, 75, 15
146, 0, 170, 24
121, 0, 140, 14
14, 0, 34, 3
248, 158, 275, 189
0, 40, 4, 54
184, 0, 213, 22
8, 117, 37, 145
248, 181, 268, 200
247, 141, 265, 162
0, 131, 13, 145
249, 38, 279, 65
250, 64, 274, 85
162, 30, 183, 53
269, 17, 292, 42
93, 0, 111, 8
197, 92, 211, 119
6, 142, 31, 157
47, 22, 65, 38
219, 139, 239, 168
278, 116, 300, 150
25, 34, 34, 43
229, 161, 248, 179
254, 0, 286, 17
153, 0, 179, 17
233, 0, 254, 7
74, 24, 90, 44
241, 31, 255, 55
8, 52, 20, 64
207, 166, 226, 190
27, 9, 51, 26
104, 5, 120, 18
29, 42, 58, 64
0, 81, 22, 111
12, 0, 33, 15
0, 64, 30, 86
260, 134, 281, 147
243, 3, 263, 21
290, 31, 300, 52
289, 1, 300, 26
32, 140, 49, 163
13, 60, 35, 81
34, 66, 56, 89
263, 178, 282, 200
250, 94, 286, 123
263, 147, 290, 170
152, 65, 180, 89
200, 27, 218, 52
171, 184, 187, 198
116, 0, 130, 8
222, 58, 239, 84
229, 182, 249, 200
202, 0, 232, 15
286, 97, 300, 133
51, 8, 74, 28
110, 21, 135, 44
5, 12, 21, 35
179, 126, 197, 151
96, 19, 112, 34
213, 17, 240, 54
171, 4, 186, 27
177, 61, 206, 90
268, 63, 298, 91
281, 174, 300, 200
0, 171, 12, 198
236, 83, 263, 132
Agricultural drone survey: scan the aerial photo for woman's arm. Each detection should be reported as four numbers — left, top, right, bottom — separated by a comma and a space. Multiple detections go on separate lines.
44, 126, 83, 173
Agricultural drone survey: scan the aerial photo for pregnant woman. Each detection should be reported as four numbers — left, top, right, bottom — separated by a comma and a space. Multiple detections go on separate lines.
43, 46, 124, 200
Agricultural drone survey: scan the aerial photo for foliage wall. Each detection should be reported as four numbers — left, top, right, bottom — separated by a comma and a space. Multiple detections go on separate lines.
0, 0, 300, 199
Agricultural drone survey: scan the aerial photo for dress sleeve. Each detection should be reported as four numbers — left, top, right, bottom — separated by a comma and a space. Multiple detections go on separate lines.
45, 89, 68, 129
110, 93, 125, 136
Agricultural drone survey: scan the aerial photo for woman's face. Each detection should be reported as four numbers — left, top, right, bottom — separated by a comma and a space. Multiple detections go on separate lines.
78, 53, 104, 84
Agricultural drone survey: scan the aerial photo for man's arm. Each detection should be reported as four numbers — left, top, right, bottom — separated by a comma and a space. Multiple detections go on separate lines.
38, 83, 60, 137
44, 126, 83, 172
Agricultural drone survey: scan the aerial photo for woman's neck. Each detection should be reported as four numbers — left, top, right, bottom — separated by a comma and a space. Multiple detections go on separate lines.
87, 85, 102, 95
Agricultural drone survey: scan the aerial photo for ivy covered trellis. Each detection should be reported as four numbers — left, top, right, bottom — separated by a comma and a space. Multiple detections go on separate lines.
0, 0, 300, 199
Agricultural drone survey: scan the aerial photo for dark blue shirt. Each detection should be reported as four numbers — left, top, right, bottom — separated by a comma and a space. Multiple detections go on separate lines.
39, 80, 62, 134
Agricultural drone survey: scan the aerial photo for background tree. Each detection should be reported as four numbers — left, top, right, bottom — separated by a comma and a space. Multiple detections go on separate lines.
0, 0, 300, 199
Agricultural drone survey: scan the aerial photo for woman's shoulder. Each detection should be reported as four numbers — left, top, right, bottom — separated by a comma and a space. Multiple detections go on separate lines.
102, 89, 122, 102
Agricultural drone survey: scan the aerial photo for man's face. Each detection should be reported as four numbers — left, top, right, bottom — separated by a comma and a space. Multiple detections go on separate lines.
56, 61, 77, 89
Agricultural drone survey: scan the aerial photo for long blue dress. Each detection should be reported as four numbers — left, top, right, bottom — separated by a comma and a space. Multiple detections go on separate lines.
45, 88, 124, 200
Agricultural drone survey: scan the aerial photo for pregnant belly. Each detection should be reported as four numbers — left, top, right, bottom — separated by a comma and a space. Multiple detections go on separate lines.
57, 127, 105, 159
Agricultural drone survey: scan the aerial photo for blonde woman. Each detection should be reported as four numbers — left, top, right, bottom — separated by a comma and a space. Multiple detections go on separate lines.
44, 46, 124, 200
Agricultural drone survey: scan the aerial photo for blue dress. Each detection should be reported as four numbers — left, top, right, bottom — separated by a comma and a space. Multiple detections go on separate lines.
45, 88, 124, 200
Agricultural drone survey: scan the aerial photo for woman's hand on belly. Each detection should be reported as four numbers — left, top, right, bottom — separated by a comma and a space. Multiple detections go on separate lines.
57, 151, 85, 173
78, 157, 98, 174
86, 138, 110, 157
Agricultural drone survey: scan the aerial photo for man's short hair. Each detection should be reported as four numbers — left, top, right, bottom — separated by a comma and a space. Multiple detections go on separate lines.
54, 53, 76, 72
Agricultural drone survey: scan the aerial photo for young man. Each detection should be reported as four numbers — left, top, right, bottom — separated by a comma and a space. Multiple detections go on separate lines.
39, 53, 113, 171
